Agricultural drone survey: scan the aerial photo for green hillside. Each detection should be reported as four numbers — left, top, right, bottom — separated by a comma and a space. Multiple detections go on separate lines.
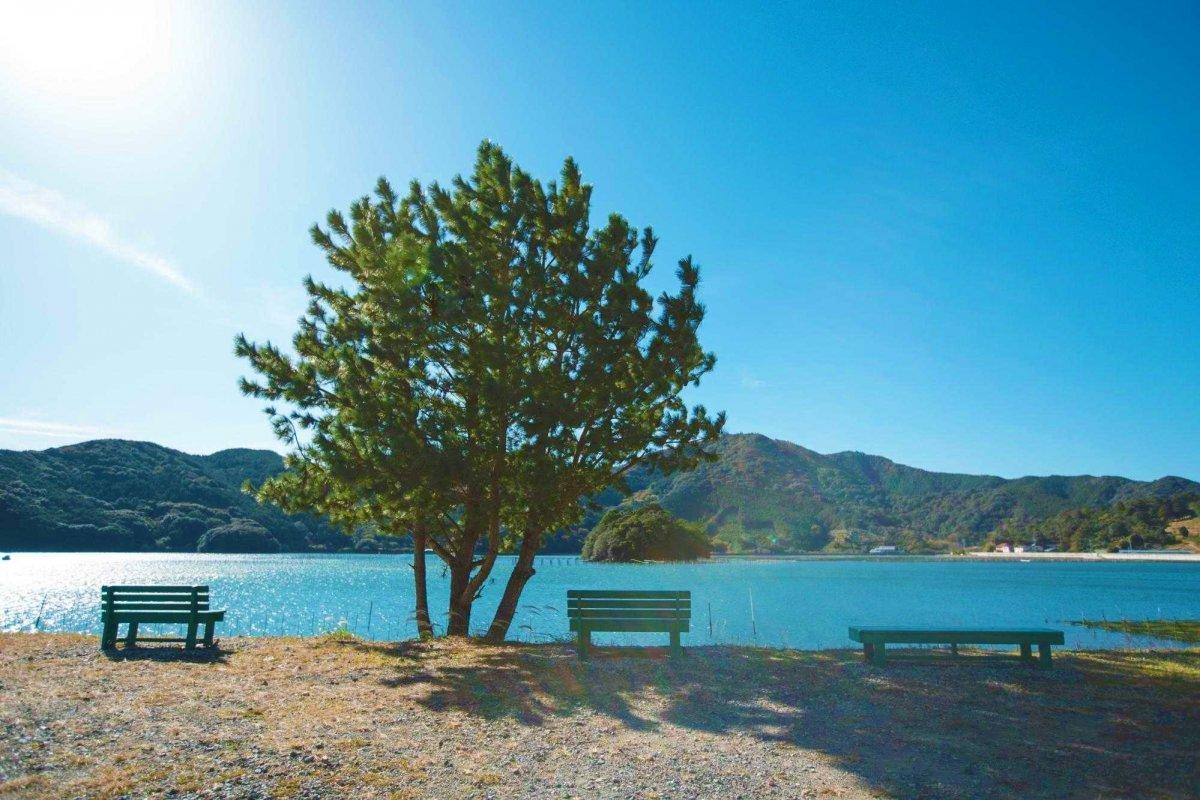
0, 440, 348, 552
616, 434, 1199, 553
997, 493, 1200, 552
1, 434, 1196, 553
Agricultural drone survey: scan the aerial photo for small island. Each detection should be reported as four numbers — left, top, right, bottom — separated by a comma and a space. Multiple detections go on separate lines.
581, 504, 712, 562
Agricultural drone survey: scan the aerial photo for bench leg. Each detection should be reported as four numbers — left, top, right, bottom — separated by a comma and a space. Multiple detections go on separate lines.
950, 643, 959, 658
669, 629, 683, 658
1020, 643, 1033, 663
124, 622, 139, 647
185, 620, 198, 649
1038, 643, 1052, 670
577, 627, 590, 659
203, 621, 215, 647
871, 643, 887, 667
863, 643, 873, 663
101, 618, 117, 650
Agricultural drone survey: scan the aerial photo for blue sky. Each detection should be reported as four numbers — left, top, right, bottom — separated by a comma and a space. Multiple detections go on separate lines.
0, 1, 1196, 481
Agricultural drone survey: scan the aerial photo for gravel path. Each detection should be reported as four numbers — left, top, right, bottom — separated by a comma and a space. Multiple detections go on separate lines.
1, 634, 1198, 799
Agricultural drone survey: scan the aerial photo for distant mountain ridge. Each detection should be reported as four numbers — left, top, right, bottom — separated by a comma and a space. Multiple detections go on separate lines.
0, 440, 347, 552
1, 434, 1196, 553
594, 434, 1199, 553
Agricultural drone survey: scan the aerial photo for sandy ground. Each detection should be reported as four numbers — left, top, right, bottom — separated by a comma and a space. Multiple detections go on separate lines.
1, 634, 1198, 800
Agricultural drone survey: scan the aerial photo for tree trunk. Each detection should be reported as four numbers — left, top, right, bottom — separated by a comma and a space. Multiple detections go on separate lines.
446, 556, 473, 637
484, 530, 541, 643
411, 523, 434, 639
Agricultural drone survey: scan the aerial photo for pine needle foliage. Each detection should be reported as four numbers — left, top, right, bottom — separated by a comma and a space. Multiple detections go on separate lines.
235, 142, 723, 638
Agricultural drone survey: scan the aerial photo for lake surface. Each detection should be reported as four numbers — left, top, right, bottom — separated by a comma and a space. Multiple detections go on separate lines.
2, 553, 1198, 649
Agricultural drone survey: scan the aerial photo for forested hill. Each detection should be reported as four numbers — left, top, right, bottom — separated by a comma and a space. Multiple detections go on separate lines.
603, 434, 1199, 553
0, 440, 350, 552
1, 435, 1196, 553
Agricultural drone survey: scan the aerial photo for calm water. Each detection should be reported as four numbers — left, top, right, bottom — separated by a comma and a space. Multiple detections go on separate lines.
1, 553, 1198, 649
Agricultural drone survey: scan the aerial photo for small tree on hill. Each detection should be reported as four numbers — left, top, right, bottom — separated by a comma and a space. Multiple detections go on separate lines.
236, 141, 723, 640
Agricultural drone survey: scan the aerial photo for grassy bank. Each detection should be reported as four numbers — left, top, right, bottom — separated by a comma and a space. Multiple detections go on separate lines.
1076, 619, 1200, 644
1, 634, 1198, 799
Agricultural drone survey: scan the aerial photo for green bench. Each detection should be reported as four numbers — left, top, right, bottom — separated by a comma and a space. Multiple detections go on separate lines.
568, 589, 690, 658
849, 626, 1065, 669
101, 585, 225, 650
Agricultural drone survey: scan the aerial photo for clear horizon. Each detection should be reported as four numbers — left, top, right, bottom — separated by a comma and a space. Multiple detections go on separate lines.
1, 2, 1197, 481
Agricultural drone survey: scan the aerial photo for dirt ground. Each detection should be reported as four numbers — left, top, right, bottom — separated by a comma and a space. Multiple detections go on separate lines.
1, 633, 1198, 799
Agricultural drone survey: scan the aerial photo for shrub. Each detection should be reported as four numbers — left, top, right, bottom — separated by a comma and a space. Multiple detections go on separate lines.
582, 504, 711, 562
196, 519, 281, 553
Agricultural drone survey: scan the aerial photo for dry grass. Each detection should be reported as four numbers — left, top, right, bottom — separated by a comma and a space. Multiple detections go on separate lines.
1076, 619, 1200, 644
1166, 516, 1200, 550
1, 634, 1198, 799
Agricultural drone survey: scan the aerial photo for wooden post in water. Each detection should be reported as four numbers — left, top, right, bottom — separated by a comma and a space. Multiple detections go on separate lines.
749, 588, 757, 641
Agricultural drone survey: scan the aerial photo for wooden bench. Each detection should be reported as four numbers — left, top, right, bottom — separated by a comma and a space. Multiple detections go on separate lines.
100, 585, 225, 650
568, 590, 690, 658
849, 626, 1065, 669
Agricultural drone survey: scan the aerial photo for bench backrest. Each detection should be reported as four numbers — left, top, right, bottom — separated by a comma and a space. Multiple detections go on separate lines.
101, 585, 210, 614
567, 590, 690, 629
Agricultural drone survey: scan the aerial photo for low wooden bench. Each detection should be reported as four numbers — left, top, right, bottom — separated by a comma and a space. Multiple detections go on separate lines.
100, 585, 225, 650
849, 626, 1065, 669
568, 589, 690, 658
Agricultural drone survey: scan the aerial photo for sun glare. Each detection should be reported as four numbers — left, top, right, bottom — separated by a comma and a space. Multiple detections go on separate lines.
0, 1, 176, 101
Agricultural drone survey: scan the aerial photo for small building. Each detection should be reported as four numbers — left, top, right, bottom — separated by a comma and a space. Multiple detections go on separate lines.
995, 542, 1015, 553
868, 545, 900, 555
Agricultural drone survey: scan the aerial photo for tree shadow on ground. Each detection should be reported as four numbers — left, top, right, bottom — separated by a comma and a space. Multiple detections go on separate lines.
356, 639, 1200, 800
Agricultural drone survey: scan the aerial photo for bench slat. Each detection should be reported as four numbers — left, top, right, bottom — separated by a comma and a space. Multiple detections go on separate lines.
568, 599, 689, 609
105, 602, 210, 611
568, 609, 689, 620
851, 626, 1063, 634
849, 627, 1064, 645
571, 619, 690, 633
105, 610, 226, 623
102, 585, 208, 592
567, 590, 689, 599
568, 608, 691, 614
105, 592, 208, 601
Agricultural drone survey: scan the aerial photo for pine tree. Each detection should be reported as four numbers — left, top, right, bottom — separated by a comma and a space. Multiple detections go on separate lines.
236, 141, 723, 639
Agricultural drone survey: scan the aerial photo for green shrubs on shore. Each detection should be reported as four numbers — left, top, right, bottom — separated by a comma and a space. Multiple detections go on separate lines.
582, 504, 711, 562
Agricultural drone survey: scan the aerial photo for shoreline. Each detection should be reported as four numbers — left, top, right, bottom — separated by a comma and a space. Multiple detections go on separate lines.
949, 550, 1200, 562
4, 550, 1199, 562
714, 551, 1200, 563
